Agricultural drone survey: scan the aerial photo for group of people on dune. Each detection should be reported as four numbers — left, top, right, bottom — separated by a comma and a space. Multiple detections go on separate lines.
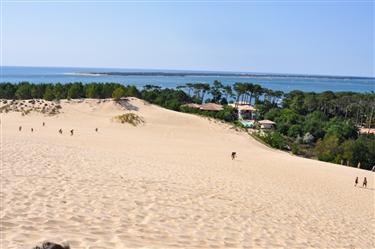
13, 123, 372, 249
232, 149, 371, 190
18, 123, 99, 136
355, 177, 367, 188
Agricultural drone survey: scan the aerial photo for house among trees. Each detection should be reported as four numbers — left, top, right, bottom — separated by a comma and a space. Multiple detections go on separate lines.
181, 102, 224, 112
199, 103, 223, 111
359, 127, 375, 134
229, 101, 257, 120
181, 103, 201, 109
258, 119, 276, 129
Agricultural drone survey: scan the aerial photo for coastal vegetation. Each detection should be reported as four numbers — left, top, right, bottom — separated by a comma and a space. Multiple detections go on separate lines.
0, 98, 61, 116
1, 81, 374, 170
113, 113, 145, 126
261, 91, 375, 164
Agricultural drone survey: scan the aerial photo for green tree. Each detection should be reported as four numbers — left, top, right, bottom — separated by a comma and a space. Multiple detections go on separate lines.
112, 87, 126, 101
234, 82, 248, 105
215, 106, 236, 122
243, 83, 254, 104
15, 82, 32, 99
222, 85, 234, 103
126, 85, 141, 98
102, 83, 119, 98
324, 118, 357, 142
0, 83, 16, 99
287, 90, 305, 114
274, 108, 302, 135
85, 83, 102, 98
288, 124, 303, 138
31, 84, 45, 99
340, 136, 374, 169
143, 85, 161, 91
264, 108, 281, 121
67, 83, 84, 99
210, 80, 223, 103
303, 111, 327, 140
191, 83, 210, 103
252, 84, 263, 104
53, 83, 66, 100
43, 86, 55, 101
263, 131, 286, 149
315, 135, 340, 162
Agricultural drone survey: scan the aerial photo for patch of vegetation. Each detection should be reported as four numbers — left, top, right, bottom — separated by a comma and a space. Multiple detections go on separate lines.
21, 109, 32, 116
48, 107, 60, 115
113, 113, 145, 126
180, 105, 237, 122
0, 104, 11, 113
256, 131, 287, 149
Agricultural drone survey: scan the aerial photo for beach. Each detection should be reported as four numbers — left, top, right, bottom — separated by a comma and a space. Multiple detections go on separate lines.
1, 98, 374, 249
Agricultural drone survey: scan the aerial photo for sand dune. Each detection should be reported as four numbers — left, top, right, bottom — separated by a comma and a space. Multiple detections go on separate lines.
1, 98, 374, 249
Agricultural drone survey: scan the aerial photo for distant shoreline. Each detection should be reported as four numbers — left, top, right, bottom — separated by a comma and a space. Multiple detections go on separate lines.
2, 66, 374, 93
64, 72, 102, 76
75, 71, 375, 80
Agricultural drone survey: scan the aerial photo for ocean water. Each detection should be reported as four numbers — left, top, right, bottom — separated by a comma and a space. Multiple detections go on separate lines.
1, 66, 374, 93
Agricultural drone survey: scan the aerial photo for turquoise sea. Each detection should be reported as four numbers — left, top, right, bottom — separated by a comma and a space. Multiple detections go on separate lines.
1, 66, 374, 93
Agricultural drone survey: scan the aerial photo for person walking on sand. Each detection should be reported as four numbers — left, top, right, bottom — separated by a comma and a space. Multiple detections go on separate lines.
31, 128, 34, 132
354, 177, 358, 187
43, 122, 45, 126
19, 126, 22, 131
58, 129, 62, 134
70, 129, 74, 136
95, 128, 98, 132
363, 177, 367, 188
231, 152, 237, 160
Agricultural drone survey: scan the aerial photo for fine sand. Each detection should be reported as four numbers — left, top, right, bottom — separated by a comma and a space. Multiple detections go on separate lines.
1, 98, 374, 249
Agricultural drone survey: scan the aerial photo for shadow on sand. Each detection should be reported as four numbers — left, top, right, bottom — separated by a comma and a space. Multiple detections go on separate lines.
117, 98, 139, 111
355, 186, 374, 191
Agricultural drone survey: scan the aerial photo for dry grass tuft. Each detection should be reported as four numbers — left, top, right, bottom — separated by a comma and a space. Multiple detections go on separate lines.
112, 113, 145, 126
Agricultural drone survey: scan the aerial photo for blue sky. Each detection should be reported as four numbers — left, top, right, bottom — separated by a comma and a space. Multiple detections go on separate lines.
2, 1, 374, 77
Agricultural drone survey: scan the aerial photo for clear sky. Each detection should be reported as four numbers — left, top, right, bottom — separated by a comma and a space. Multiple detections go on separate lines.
1, 0, 374, 77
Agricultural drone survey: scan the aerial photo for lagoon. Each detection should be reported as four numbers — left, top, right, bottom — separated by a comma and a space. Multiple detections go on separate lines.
1, 66, 374, 93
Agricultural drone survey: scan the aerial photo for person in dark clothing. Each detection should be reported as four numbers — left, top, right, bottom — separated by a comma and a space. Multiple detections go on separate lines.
354, 177, 358, 187
58, 129, 63, 134
19, 126, 22, 131
231, 152, 237, 160
95, 128, 98, 132
70, 129, 74, 136
363, 177, 367, 188
43, 122, 45, 126
31, 128, 34, 132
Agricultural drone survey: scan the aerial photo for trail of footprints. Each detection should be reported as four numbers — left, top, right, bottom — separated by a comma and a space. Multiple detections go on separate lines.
1, 136, 374, 248
1, 137, 254, 248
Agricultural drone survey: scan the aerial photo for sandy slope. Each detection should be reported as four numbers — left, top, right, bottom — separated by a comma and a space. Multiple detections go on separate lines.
1, 98, 374, 249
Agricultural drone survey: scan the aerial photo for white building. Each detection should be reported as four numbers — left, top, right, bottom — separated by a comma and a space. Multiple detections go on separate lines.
229, 102, 257, 120
258, 119, 276, 129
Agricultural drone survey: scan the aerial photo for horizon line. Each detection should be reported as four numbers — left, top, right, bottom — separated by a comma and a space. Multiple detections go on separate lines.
1, 65, 375, 79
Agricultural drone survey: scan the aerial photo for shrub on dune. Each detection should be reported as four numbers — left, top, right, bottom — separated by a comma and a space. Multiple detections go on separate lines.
261, 131, 287, 149
113, 113, 145, 126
